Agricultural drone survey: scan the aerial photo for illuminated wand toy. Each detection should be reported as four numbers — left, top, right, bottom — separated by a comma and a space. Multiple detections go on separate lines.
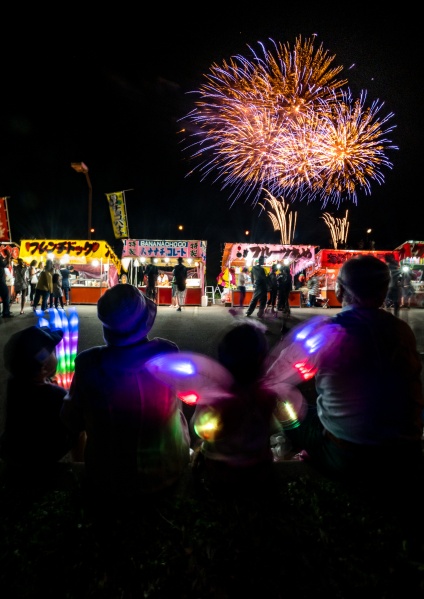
34, 307, 79, 389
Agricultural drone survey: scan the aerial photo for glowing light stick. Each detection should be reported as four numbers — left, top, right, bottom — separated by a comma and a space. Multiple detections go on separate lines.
35, 307, 79, 389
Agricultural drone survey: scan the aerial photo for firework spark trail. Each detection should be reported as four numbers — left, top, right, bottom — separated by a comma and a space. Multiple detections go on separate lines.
321, 210, 350, 248
258, 191, 297, 244
182, 35, 397, 208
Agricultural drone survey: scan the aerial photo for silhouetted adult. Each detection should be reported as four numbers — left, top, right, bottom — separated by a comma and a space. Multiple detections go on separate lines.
0, 253, 14, 318
61, 284, 190, 512
284, 255, 424, 548
145, 258, 159, 302
384, 253, 402, 316
172, 257, 188, 312
246, 256, 268, 318
277, 266, 292, 315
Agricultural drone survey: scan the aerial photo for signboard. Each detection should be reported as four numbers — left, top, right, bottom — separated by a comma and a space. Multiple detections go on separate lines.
314, 249, 400, 269
221, 242, 316, 275
122, 239, 207, 262
18, 239, 121, 271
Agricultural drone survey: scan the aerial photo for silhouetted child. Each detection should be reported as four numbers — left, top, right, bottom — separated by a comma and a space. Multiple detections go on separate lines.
190, 322, 282, 495
0, 326, 84, 483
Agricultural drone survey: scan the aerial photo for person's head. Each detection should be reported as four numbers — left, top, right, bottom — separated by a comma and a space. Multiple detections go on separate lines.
52, 272, 60, 284
271, 264, 278, 272
177, 257, 184, 264
336, 255, 390, 308
4, 325, 63, 380
218, 322, 269, 384
45, 259, 54, 271
258, 256, 265, 266
384, 253, 397, 265
298, 274, 305, 282
242, 267, 249, 273
30, 259, 38, 268
97, 283, 156, 346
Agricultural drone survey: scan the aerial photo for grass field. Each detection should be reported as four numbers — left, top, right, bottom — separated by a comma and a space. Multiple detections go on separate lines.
1, 456, 423, 599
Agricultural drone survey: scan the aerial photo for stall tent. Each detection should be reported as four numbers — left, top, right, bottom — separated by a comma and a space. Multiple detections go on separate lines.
18, 239, 121, 304
220, 242, 316, 307
306, 248, 401, 307
121, 239, 207, 306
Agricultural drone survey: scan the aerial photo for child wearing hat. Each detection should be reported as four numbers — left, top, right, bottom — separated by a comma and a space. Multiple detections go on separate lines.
0, 326, 84, 479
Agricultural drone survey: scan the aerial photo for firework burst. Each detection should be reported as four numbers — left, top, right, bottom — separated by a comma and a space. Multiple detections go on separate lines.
182, 35, 397, 207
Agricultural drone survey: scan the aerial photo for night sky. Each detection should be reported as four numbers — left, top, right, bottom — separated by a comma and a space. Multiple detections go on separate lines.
1, 7, 421, 277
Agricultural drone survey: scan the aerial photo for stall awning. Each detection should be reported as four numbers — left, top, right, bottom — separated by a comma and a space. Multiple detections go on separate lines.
395, 241, 424, 261
18, 239, 121, 271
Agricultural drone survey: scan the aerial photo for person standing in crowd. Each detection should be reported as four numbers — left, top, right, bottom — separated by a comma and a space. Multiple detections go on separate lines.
29, 259, 40, 306
60, 284, 190, 511
284, 255, 424, 547
51, 272, 65, 309
13, 257, 29, 314
33, 259, 54, 312
145, 258, 159, 302
277, 265, 293, 316
169, 271, 179, 309
266, 264, 279, 313
384, 253, 402, 317
0, 252, 14, 318
0, 325, 85, 480
400, 266, 414, 309
246, 256, 268, 318
307, 274, 320, 307
4, 258, 14, 304
60, 264, 73, 306
173, 256, 187, 312
238, 267, 250, 308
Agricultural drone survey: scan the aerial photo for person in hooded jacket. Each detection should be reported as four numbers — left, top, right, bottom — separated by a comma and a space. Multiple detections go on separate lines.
60, 284, 191, 511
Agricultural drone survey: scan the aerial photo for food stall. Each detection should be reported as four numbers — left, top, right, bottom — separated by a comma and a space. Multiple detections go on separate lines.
220, 242, 317, 308
305, 248, 401, 307
395, 241, 424, 307
18, 239, 120, 304
121, 239, 207, 306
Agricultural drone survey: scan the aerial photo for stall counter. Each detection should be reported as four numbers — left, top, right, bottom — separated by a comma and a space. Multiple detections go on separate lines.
70, 285, 108, 304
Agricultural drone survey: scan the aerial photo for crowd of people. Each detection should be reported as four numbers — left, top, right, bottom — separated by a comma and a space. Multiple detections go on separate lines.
0, 254, 423, 550
0, 254, 79, 317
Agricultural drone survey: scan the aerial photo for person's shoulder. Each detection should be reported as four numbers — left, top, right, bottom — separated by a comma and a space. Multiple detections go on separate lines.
150, 338, 179, 352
